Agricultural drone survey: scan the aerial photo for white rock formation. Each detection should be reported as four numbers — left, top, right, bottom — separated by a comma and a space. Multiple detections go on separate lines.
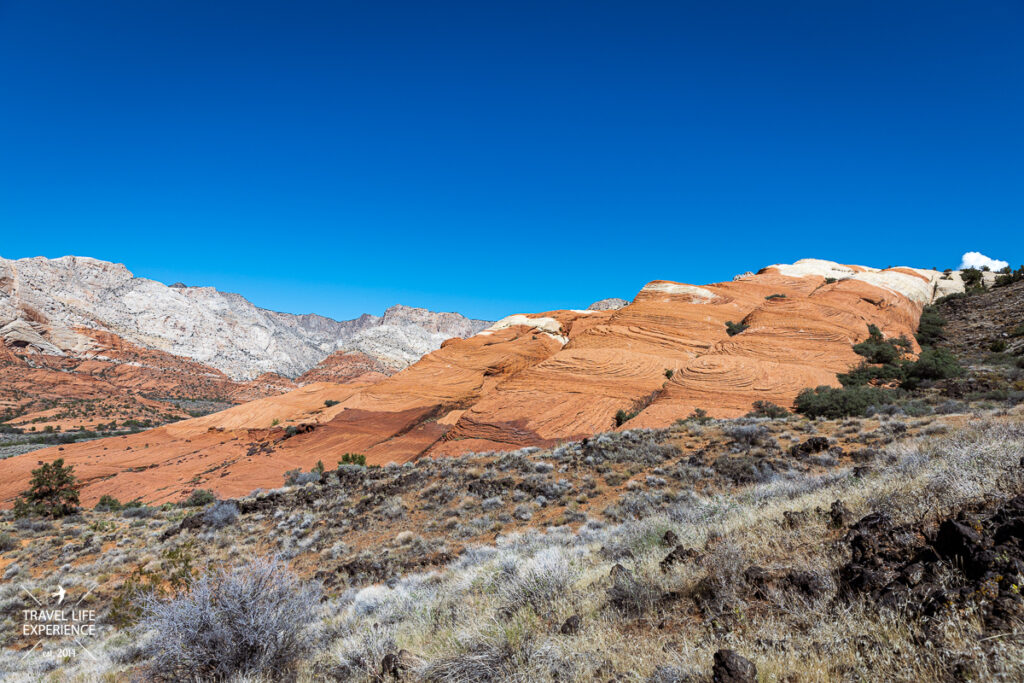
765, 259, 969, 304
0, 256, 489, 380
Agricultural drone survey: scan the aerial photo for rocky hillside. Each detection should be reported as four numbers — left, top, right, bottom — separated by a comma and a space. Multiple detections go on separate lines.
2, 401, 1023, 680
0, 256, 490, 381
0, 259, 981, 508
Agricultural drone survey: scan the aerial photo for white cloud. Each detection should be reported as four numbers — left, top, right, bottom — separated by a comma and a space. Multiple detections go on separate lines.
959, 251, 1008, 271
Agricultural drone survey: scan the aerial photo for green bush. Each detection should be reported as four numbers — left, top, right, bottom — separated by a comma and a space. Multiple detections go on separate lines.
663, 368, 674, 379
13, 458, 80, 518
324, 400, 339, 407
0, 531, 17, 552
915, 305, 947, 346
935, 292, 969, 305
990, 339, 1007, 353
685, 408, 711, 424
961, 267, 983, 288
725, 321, 748, 336
338, 453, 366, 466
838, 361, 906, 387
95, 494, 122, 511
182, 489, 216, 507
794, 385, 897, 419
765, 293, 786, 300
746, 401, 790, 419
994, 265, 1024, 288
905, 347, 963, 382
614, 409, 638, 427
852, 325, 907, 364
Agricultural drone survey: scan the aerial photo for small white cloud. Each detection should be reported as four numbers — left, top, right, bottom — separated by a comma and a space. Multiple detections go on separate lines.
959, 251, 1008, 271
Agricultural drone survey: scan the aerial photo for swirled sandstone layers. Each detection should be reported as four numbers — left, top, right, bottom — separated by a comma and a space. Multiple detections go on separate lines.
0, 260, 969, 506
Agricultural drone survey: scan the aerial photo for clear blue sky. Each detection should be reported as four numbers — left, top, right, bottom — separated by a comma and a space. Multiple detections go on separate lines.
1, 1, 1021, 320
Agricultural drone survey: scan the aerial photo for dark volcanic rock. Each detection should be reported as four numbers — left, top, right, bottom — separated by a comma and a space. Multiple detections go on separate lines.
712, 649, 757, 683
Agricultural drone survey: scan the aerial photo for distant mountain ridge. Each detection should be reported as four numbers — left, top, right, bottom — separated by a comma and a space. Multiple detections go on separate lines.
0, 255, 490, 380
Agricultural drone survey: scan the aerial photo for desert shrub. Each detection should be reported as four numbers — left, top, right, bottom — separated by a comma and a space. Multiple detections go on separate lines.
338, 453, 366, 466
838, 361, 906, 387
614, 409, 638, 427
13, 458, 80, 518
898, 399, 933, 417
138, 557, 321, 681
109, 542, 198, 628
794, 385, 897, 419
934, 399, 968, 414
935, 291, 968, 305
419, 629, 537, 682
990, 339, 1008, 353
499, 547, 579, 613
203, 500, 239, 529
687, 408, 711, 424
182, 489, 216, 507
824, 277, 837, 284
94, 494, 122, 511
866, 404, 904, 417
725, 321, 748, 336
994, 264, 1024, 287
121, 505, 156, 519
961, 267, 983, 289
746, 400, 790, 418
0, 532, 17, 552
905, 347, 963, 382
915, 305, 947, 345
852, 325, 906, 364
577, 429, 678, 466
606, 563, 664, 616
664, 368, 674, 379
765, 293, 786, 300
324, 399, 340, 407
723, 424, 773, 448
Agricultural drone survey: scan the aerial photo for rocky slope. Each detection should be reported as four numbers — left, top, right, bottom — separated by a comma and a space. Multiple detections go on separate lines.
0, 256, 490, 381
3, 405, 1023, 681
0, 259, 980, 507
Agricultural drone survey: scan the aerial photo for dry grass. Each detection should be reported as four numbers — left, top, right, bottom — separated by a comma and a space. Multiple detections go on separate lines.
2, 412, 1023, 680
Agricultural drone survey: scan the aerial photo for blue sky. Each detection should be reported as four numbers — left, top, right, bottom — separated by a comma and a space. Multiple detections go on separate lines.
1, 1, 1021, 320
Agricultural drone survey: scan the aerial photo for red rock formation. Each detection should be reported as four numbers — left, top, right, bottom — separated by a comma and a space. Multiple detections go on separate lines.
0, 261, 960, 507
295, 350, 392, 385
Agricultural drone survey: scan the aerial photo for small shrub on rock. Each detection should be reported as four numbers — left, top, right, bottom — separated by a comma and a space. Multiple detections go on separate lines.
614, 409, 638, 427
338, 453, 367, 466
725, 321, 748, 336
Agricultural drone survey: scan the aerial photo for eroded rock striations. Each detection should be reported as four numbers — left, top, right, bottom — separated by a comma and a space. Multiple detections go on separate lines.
0, 259, 974, 506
